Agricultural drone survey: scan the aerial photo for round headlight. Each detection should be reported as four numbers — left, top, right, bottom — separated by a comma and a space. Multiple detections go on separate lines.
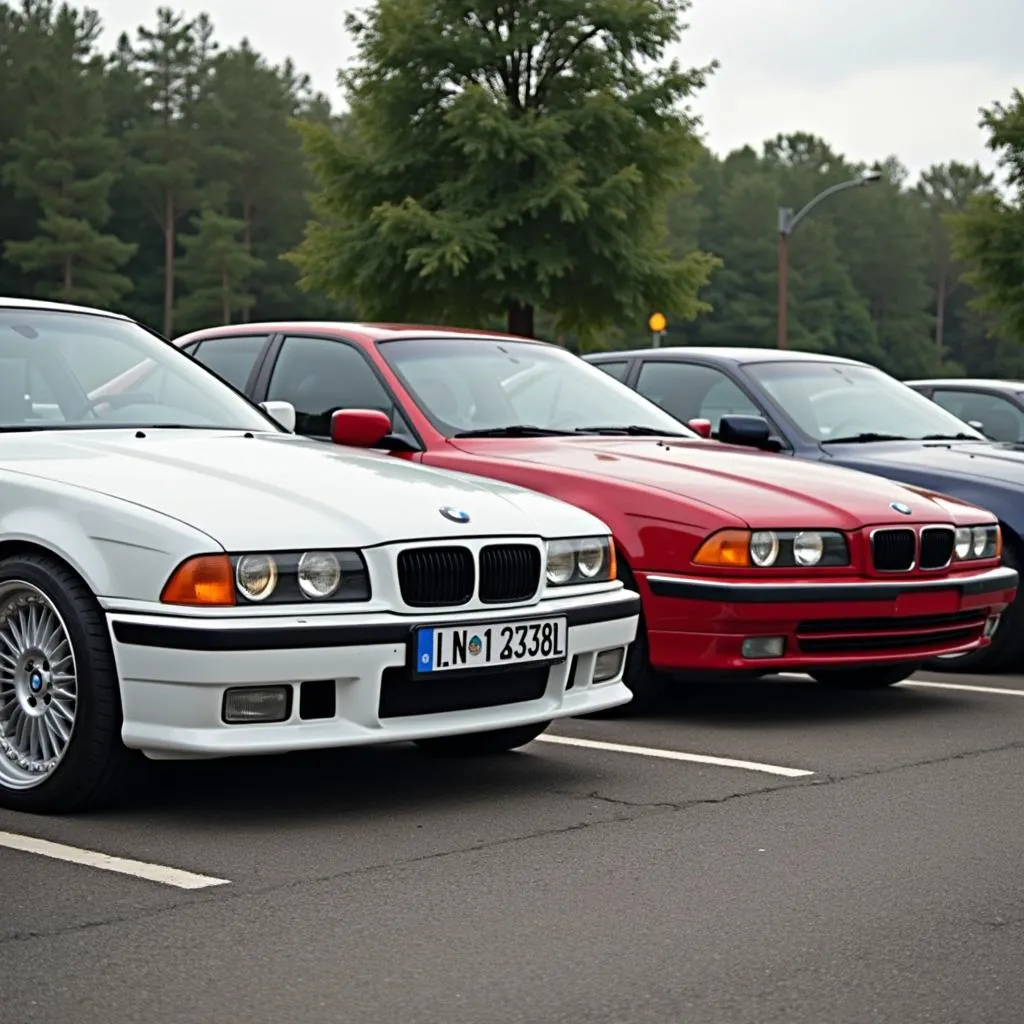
972, 526, 988, 558
298, 550, 342, 598
546, 541, 576, 585
793, 531, 824, 566
576, 539, 605, 578
749, 531, 779, 567
955, 527, 972, 559
236, 554, 278, 601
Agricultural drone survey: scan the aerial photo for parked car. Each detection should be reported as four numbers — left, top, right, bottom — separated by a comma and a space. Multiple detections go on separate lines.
0, 299, 640, 813
583, 345, 1024, 672
906, 379, 1024, 443
131, 322, 1016, 705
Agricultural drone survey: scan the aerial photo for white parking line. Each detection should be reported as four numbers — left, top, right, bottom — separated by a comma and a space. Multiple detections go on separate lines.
0, 831, 231, 889
899, 680, 1024, 698
537, 734, 813, 777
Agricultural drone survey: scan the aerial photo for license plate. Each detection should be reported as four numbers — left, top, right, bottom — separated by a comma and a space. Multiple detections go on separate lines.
894, 589, 959, 617
414, 617, 567, 674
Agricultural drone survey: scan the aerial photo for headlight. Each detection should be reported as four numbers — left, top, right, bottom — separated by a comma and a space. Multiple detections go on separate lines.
954, 524, 1000, 562
694, 529, 850, 568
545, 536, 616, 586
160, 549, 370, 606
749, 531, 779, 567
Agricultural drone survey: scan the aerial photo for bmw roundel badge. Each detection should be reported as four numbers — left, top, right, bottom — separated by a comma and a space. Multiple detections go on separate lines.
890, 501, 912, 516
439, 506, 470, 524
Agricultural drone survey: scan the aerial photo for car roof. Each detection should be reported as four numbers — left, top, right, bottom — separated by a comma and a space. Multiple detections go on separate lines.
0, 296, 131, 321
584, 345, 868, 367
906, 378, 1024, 391
175, 321, 545, 345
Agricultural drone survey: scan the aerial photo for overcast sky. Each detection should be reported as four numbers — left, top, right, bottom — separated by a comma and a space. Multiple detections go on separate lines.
92, 0, 1024, 182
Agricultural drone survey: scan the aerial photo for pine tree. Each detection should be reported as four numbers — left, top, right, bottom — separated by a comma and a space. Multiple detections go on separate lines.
175, 206, 264, 332
2, 2, 135, 306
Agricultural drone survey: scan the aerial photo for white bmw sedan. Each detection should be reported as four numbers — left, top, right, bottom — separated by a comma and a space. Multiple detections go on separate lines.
0, 299, 639, 813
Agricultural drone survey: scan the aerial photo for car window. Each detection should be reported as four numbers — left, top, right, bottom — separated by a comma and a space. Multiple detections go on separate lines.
744, 361, 985, 442
376, 337, 691, 437
0, 309, 275, 432
635, 361, 759, 432
593, 360, 629, 382
266, 335, 408, 438
930, 389, 1024, 443
190, 335, 268, 391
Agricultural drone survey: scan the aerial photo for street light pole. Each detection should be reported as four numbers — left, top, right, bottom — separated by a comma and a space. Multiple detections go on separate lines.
777, 171, 882, 349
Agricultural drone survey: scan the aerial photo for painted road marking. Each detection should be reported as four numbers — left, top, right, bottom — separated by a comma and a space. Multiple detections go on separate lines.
537, 734, 813, 778
0, 831, 231, 890
900, 680, 1024, 698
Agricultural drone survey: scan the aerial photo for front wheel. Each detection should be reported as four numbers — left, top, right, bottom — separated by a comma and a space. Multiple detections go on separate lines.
0, 553, 134, 814
414, 720, 551, 757
810, 662, 922, 690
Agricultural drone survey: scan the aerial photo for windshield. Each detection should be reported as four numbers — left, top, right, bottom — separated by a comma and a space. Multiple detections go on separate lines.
745, 360, 986, 443
0, 308, 276, 432
377, 337, 692, 437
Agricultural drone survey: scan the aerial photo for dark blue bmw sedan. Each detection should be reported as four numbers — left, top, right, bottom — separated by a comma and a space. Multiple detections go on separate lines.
584, 346, 1024, 673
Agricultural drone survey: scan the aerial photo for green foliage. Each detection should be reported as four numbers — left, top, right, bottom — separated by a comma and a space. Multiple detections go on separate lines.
951, 90, 1024, 348
286, 0, 720, 339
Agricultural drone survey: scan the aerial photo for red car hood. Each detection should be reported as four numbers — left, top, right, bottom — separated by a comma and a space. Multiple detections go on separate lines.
448, 436, 979, 529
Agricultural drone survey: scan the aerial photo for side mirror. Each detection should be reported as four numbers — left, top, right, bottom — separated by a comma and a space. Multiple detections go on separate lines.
330, 408, 392, 448
259, 400, 296, 432
687, 418, 712, 439
718, 414, 773, 449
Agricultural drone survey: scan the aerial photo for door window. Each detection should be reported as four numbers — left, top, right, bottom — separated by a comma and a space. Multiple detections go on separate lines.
635, 361, 760, 433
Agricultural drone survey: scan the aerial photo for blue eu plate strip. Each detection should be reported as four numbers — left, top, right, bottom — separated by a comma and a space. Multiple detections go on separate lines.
416, 628, 434, 672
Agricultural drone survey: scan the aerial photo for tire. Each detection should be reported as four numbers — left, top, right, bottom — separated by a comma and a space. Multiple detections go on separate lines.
614, 560, 670, 711
414, 720, 551, 757
923, 535, 1023, 675
810, 662, 922, 689
0, 552, 135, 814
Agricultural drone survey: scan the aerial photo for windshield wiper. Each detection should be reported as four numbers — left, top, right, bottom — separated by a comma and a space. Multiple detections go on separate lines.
918, 433, 980, 441
573, 425, 690, 437
452, 425, 577, 438
822, 432, 910, 444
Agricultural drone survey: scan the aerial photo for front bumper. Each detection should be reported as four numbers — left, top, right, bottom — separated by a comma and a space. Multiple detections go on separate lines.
106, 590, 640, 759
639, 565, 1019, 672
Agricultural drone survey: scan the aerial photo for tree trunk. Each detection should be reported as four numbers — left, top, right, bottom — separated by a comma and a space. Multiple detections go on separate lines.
507, 301, 535, 338
241, 158, 253, 324
163, 189, 175, 338
63, 254, 73, 299
935, 265, 947, 349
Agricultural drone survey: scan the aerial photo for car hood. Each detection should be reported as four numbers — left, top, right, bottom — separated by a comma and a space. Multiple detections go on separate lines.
0, 429, 607, 549
450, 436, 971, 528
826, 439, 1024, 488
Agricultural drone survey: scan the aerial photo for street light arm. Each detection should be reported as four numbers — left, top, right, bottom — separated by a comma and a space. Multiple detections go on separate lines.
782, 177, 875, 236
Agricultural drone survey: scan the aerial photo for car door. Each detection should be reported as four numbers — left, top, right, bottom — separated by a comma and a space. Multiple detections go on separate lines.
259, 333, 422, 453
927, 387, 1024, 443
631, 358, 790, 449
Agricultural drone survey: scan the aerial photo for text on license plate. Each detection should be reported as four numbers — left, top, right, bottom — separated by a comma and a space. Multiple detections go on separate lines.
415, 617, 567, 673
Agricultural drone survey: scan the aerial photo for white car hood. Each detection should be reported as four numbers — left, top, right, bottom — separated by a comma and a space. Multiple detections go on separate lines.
0, 429, 606, 549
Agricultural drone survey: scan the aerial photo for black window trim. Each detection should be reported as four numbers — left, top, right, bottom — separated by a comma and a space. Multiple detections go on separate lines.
632, 356, 793, 452
256, 331, 425, 453
588, 356, 634, 383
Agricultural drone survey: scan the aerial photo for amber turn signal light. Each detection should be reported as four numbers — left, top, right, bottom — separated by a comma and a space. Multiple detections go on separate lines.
693, 530, 751, 567
161, 554, 236, 606
608, 544, 618, 580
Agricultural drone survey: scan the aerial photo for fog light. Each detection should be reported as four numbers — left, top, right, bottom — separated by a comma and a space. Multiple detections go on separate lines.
223, 686, 291, 723
984, 615, 1001, 638
741, 636, 785, 659
594, 647, 626, 682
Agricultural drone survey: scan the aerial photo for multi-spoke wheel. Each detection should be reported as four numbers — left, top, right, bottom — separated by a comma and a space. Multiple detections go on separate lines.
0, 553, 133, 814
0, 582, 78, 789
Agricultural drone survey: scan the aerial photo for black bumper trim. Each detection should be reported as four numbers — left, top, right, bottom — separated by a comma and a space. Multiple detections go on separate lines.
111, 593, 642, 652
646, 567, 1019, 605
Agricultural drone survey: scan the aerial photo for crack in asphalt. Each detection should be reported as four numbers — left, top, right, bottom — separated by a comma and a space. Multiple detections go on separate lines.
2, 737, 1023, 947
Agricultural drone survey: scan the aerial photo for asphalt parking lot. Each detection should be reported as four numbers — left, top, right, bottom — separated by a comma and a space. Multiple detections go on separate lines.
2, 668, 1023, 1024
